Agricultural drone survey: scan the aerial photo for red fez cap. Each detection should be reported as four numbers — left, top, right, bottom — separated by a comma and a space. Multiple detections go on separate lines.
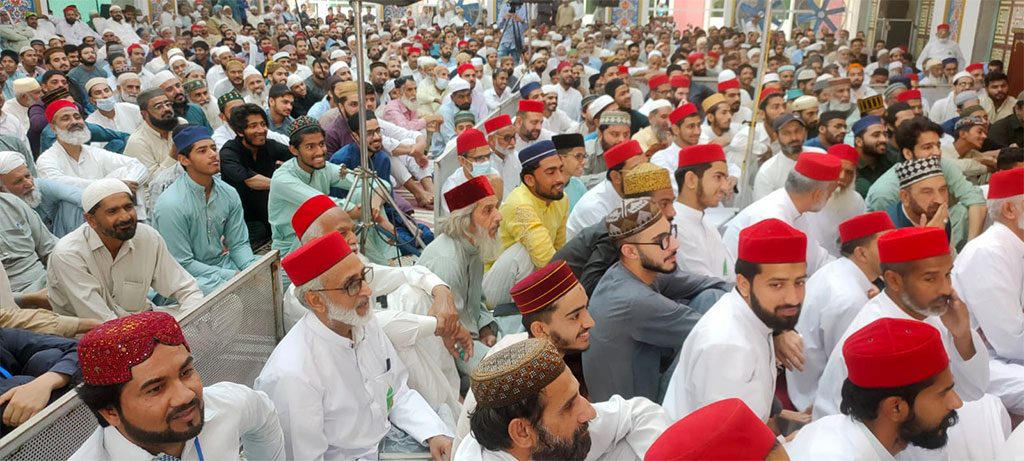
282, 231, 353, 286
760, 87, 781, 100
457, 63, 475, 76
966, 62, 984, 73
717, 79, 739, 92
670, 75, 690, 88
988, 168, 1024, 199
678, 143, 726, 168
519, 99, 544, 113
292, 194, 337, 239
644, 398, 776, 461
897, 89, 922, 102
687, 52, 704, 62
510, 260, 579, 315
190, 24, 203, 31
127, 43, 143, 54
897, 45, 909, 53
63, 5, 76, 12
79, 312, 189, 386
877, 227, 949, 264
707, 51, 720, 58
839, 211, 894, 244
827, 144, 858, 165
618, 65, 629, 75
457, 127, 488, 154
909, 73, 919, 82
937, 24, 950, 31
45, 100, 77, 124
484, 114, 512, 134
739, 218, 807, 264
669, 103, 698, 125
604, 140, 642, 169
458, 40, 468, 47
843, 318, 949, 389
422, 43, 431, 50
408, 47, 422, 54
648, 74, 669, 89
414, 35, 422, 40
444, 175, 494, 212
556, 61, 571, 73
795, 153, 842, 181
152, 40, 171, 50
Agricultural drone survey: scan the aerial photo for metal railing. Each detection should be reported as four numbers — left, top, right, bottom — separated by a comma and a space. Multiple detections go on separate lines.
432, 93, 524, 222
0, 252, 285, 460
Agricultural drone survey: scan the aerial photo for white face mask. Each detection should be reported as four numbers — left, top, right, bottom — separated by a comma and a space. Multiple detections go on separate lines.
435, 78, 449, 90
470, 160, 491, 177
96, 96, 117, 111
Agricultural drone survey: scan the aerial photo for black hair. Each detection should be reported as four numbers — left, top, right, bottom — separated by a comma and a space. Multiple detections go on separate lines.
985, 71, 1008, 87
599, 61, 619, 75
734, 258, 763, 284
604, 78, 625, 97
880, 261, 911, 280
0, 50, 18, 64
268, 83, 293, 99
996, 147, 1024, 171
289, 125, 325, 147
77, 43, 95, 53
347, 109, 376, 133
77, 382, 126, 427
467, 393, 544, 451
839, 233, 876, 258
312, 56, 329, 68
63, 44, 78, 56
674, 162, 714, 194
988, 60, 1003, 69
519, 161, 541, 184
521, 303, 556, 334
228, 103, 268, 134
493, 68, 511, 80
871, 68, 889, 78
172, 124, 197, 158
369, 60, 386, 71
819, 110, 848, 129
759, 92, 783, 111
884, 102, 913, 128
589, 73, 600, 90
666, 64, 682, 75
840, 376, 936, 422
894, 116, 943, 154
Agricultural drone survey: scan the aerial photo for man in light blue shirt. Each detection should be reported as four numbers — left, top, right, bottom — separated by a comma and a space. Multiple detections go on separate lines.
430, 78, 473, 156
497, 2, 529, 64
152, 125, 259, 294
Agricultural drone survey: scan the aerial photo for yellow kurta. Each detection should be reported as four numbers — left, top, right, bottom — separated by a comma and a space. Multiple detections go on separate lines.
498, 184, 569, 268
631, 126, 662, 153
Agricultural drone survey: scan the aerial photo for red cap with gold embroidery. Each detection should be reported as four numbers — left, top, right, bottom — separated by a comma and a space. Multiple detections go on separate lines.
79, 312, 190, 386
510, 260, 579, 315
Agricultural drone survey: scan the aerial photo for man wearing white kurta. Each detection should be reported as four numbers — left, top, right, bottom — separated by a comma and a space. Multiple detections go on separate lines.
664, 218, 809, 422
47, 179, 204, 321
813, 227, 990, 421
952, 168, 1024, 414
566, 140, 646, 239
673, 143, 735, 282
457, 338, 671, 461
804, 145, 868, 256
256, 231, 453, 461
723, 153, 841, 276
752, 114, 806, 201
787, 211, 893, 412
915, 24, 965, 70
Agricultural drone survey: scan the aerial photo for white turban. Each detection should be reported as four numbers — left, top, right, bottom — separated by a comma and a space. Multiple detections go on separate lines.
243, 66, 261, 80
0, 151, 26, 175
82, 178, 131, 212
151, 70, 178, 88
329, 61, 348, 76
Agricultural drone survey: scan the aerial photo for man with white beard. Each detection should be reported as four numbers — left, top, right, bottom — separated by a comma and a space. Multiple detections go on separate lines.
805, 144, 867, 256
916, 24, 965, 70
0, 150, 84, 238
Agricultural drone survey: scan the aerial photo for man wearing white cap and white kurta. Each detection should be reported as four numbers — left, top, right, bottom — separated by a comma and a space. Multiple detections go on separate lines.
46, 178, 204, 321
3, 78, 41, 131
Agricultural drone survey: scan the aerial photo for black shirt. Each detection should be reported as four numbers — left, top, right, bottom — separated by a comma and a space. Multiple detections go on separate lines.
987, 112, 1023, 149
219, 137, 292, 224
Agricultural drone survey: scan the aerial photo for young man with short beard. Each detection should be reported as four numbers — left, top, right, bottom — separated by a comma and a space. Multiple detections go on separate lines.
753, 114, 809, 201
151, 71, 211, 129
566, 140, 648, 239
66, 43, 108, 95
852, 115, 894, 197
673, 144, 735, 282
587, 197, 730, 403
124, 88, 181, 204
71, 312, 285, 460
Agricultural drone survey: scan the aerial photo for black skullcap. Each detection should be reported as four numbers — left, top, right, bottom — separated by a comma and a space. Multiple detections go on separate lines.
552, 134, 584, 150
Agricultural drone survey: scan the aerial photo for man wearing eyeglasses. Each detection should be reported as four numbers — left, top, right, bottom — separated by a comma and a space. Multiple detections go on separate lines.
440, 128, 500, 211
582, 197, 730, 403
256, 231, 454, 460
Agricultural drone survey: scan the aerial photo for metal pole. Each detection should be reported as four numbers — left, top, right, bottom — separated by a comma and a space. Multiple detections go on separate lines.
734, 0, 774, 209
350, 0, 373, 249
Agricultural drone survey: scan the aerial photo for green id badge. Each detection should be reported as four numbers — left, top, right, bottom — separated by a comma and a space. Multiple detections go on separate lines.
386, 386, 394, 412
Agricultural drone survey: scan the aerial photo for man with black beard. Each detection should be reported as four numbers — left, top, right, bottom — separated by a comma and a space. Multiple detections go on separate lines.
665, 218, 806, 423
787, 317, 962, 459
66, 44, 109, 96
152, 71, 211, 129
458, 338, 672, 461
753, 113, 807, 201
124, 88, 181, 205
54, 5, 101, 46
554, 62, 582, 121
852, 115, 893, 197
46, 178, 203, 320
810, 227, 1003, 460
72, 311, 285, 460
584, 197, 730, 403
805, 110, 848, 150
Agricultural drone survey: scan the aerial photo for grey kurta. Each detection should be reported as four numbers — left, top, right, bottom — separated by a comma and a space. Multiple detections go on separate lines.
0, 192, 57, 295
582, 261, 731, 403
415, 233, 496, 338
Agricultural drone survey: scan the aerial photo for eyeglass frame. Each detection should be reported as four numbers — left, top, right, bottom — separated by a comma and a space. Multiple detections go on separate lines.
310, 266, 374, 297
626, 224, 677, 251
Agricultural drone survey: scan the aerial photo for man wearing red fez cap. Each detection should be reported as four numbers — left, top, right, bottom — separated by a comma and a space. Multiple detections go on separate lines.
952, 167, 1024, 415
514, 98, 553, 153
724, 152, 840, 276
638, 74, 672, 117
812, 227, 991, 440
669, 144, 734, 282
440, 128, 499, 210
257, 232, 455, 460
585, 197, 730, 403
789, 318, 962, 459
799, 143, 869, 256
916, 21, 964, 73
55, 4, 100, 46
73, 312, 286, 459
666, 218, 808, 422
646, 399, 784, 461
787, 211, 894, 411
668, 75, 690, 107
482, 114, 520, 196
566, 140, 648, 238
649, 104, 702, 193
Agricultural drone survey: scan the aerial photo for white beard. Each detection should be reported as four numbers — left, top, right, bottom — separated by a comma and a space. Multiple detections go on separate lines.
55, 126, 91, 146
326, 299, 371, 326
401, 97, 417, 112
19, 187, 42, 208
472, 225, 504, 262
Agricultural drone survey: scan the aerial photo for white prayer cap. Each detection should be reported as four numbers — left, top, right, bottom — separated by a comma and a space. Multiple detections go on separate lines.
815, 74, 832, 83
0, 151, 26, 175
369, 34, 380, 41
589, 95, 614, 119
108, 4, 121, 11
481, 47, 497, 57
806, 42, 823, 52
85, 77, 109, 95
761, 73, 779, 84
151, 70, 178, 88
952, 71, 972, 83
243, 66, 261, 80
647, 99, 672, 113
471, 57, 484, 67
747, 48, 761, 58
837, 45, 850, 52
167, 48, 184, 58
168, 55, 187, 66
330, 49, 346, 60
117, 72, 140, 85
448, 77, 471, 93
12, 78, 39, 96
287, 74, 304, 88
876, 48, 889, 57
925, 59, 942, 69
550, 33, 562, 42
799, 37, 810, 44
102, 28, 115, 35
717, 70, 737, 83
648, 50, 663, 59
541, 84, 558, 94
417, 56, 436, 67
329, 61, 348, 75
81, 178, 131, 212
531, 53, 547, 64
519, 73, 541, 85
887, 61, 903, 70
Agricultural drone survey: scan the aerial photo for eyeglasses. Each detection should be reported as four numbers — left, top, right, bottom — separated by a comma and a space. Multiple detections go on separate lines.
365, 127, 383, 137
461, 152, 492, 162
312, 266, 374, 296
496, 134, 516, 143
560, 152, 586, 162
150, 100, 172, 111
628, 224, 677, 251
